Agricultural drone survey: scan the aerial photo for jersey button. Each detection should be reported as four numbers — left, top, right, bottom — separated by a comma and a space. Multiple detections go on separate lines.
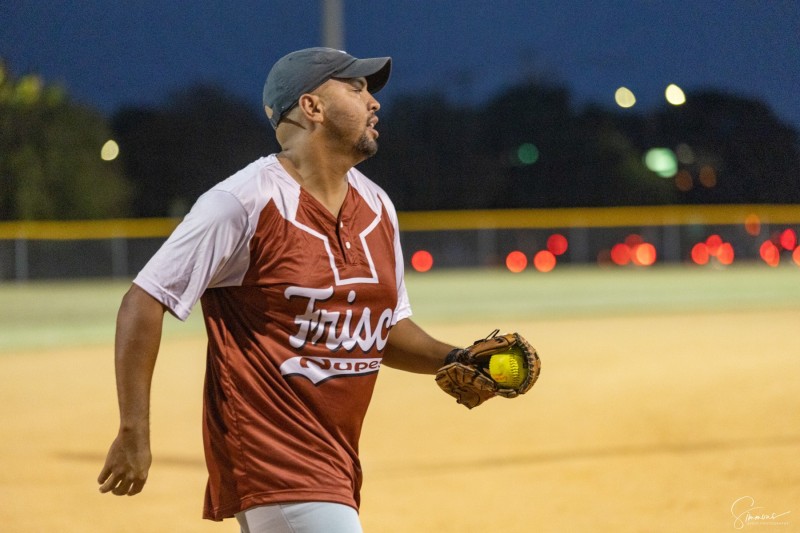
345, 241, 351, 249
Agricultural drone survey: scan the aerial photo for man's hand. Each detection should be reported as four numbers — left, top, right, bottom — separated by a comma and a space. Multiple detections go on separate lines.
98, 284, 165, 496
97, 427, 152, 496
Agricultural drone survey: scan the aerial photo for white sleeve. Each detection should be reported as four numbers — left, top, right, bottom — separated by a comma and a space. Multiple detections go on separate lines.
385, 196, 412, 324
133, 190, 251, 321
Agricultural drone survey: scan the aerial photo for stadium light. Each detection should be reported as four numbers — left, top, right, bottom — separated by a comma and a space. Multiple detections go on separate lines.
615, 87, 636, 108
665, 84, 686, 105
101, 140, 120, 161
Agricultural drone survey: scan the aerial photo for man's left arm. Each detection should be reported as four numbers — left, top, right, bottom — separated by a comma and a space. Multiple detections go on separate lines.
382, 318, 454, 374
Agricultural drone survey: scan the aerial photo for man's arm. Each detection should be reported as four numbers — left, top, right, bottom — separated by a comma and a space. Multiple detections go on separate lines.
97, 284, 167, 496
382, 318, 455, 374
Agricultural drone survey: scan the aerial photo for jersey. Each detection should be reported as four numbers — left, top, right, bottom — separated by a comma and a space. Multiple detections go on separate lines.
133, 154, 412, 521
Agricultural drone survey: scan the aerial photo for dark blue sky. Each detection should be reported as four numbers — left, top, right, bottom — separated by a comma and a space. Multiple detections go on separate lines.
2, 1, 799, 130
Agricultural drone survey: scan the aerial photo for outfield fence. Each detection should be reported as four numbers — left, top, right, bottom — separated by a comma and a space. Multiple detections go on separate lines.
1, 204, 799, 280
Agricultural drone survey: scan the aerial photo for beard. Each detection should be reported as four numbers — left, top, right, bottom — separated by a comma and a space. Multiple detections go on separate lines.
355, 131, 379, 158
325, 110, 379, 159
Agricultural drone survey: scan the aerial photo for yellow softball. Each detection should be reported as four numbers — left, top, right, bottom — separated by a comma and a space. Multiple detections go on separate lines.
488, 349, 527, 388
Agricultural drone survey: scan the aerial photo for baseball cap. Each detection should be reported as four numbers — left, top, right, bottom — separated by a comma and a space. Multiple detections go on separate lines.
263, 47, 392, 129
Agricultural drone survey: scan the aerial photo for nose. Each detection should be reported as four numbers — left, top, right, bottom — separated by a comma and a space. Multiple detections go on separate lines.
367, 92, 380, 112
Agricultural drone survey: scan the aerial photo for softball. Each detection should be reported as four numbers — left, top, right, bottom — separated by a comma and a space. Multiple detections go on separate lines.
488, 349, 527, 388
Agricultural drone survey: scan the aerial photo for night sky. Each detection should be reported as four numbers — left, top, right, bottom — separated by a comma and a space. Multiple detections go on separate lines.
2, 1, 799, 130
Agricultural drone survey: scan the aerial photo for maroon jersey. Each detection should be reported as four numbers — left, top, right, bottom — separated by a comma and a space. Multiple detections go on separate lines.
134, 155, 411, 520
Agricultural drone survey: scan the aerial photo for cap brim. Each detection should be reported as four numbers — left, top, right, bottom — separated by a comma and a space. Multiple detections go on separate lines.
335, 57, 392, 93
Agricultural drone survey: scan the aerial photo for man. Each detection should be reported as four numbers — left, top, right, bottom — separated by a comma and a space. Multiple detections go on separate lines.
97, 47, 456, 532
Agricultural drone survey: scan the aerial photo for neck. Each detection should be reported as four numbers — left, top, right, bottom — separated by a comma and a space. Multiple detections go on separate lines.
278, 145, 357, 217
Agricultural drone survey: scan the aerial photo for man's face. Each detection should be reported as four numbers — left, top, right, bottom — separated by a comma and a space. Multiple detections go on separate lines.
316, 77, 381, 159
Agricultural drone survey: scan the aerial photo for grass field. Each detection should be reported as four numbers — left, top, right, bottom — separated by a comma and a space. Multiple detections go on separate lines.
1, 265, 798, 532
3, 264, 799, 352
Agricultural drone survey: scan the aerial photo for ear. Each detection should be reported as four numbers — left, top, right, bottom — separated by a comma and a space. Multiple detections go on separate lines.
296, 93, 325, 125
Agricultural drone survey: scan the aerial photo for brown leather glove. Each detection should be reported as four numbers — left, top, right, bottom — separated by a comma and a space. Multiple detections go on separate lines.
435, 330, 541, 409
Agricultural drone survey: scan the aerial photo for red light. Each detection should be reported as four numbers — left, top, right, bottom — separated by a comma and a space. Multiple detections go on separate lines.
717, 243, 735, 265
546, 234, 568, 256
779, 229, 797, 251
744, 214, 761, 236
691, 243, 710, 265
633, 243, 657, 266
533, 250, 556, 272
624, 234, 643, 247
610, 243, 631, 266
505, 251, 528, 273
759, 241, 780, 267
410, 250, 434, 272
675, 170, 693, 192
705, 234, 723, 256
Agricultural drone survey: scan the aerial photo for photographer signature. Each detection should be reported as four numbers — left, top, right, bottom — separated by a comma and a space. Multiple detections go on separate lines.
731, 496, 790, 529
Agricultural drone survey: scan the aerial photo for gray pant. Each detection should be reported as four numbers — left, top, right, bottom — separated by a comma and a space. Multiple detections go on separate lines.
236, 502, 363, 533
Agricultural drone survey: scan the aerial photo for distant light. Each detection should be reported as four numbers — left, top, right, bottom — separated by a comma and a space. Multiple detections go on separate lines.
632, 243, 657, 266
698, 165, 717, 188
706, 234, 723, 256
744, 214, 761, 236
644, 148, 678, 178
608, 235, 658, 267
101, 139, 120, 161
505, 251, 528, 273
546, 233, 568, 256
15, 74, 43, 104
779, 229, 797, 251
759, 241, 780, 267
517, 143, 540, 165
675, 170, 693, 192
610, 243, 631, 266
717, 243, 735, 265
691, 243, 710, 265
694, 237, 734, 266
615, 87, 636, 108
410, 250, 433, 272
665, 84, 686, 105
596, 249, 612, 267
533, 250, 556, 272
793, 246, 800, 267
675, 143, 695, 164
625, 234, 643, 247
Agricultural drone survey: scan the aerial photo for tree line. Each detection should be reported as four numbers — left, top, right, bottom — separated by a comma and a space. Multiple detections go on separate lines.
1, 62, 130, 220
2, 59, 798, 220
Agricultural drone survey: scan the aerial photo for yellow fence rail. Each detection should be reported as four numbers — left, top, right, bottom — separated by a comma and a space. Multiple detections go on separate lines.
1, 204, 799, 240
0, 218, 179, 240
397, 204, 800, 231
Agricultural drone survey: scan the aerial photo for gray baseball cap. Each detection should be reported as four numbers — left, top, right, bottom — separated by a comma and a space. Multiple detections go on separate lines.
263, 47, 392, 129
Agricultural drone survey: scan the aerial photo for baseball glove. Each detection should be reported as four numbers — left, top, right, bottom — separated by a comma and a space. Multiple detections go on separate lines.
435, 329, 540, 409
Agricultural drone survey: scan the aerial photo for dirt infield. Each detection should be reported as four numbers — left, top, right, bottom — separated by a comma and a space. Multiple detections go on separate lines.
1, 304, 797, 532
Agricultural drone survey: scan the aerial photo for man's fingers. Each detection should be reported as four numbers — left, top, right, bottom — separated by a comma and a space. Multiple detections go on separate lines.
129, 477, 147, 496
99, 468, 147, 495
111, 478, 133, 496
98, 436, 151, 496
97, 465, 112, 485
98, 471, 121, 493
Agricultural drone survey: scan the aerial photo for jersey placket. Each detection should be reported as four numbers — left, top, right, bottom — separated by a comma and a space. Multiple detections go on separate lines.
336, 217, 358, 266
